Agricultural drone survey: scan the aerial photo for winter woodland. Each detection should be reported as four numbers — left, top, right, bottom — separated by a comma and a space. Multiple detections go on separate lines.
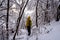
0, 0, 60, 40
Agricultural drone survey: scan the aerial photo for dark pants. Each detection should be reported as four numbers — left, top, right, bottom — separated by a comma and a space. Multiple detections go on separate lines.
27, 26, 31, 36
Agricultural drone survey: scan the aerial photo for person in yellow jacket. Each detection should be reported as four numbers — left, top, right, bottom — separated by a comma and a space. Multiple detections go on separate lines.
26, 16, 32, 36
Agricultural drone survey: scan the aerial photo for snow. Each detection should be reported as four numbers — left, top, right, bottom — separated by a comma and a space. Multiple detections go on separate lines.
38, 20, 60, 40
9, 20, 60, 40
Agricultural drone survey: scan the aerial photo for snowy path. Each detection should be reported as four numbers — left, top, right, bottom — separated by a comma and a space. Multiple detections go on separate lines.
9, 20, 60, 40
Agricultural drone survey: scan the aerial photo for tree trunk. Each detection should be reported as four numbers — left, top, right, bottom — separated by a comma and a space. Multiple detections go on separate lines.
36, 0, 39, 27
44, 0, 50, 23
6, 0, 9, 40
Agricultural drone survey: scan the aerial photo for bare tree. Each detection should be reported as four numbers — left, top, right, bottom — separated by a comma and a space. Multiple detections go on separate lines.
6, 0, 9, 40
44, 0, 50, 23
35, 0, 39, 40
36, 0, 39, 27
13, 0, 29, 40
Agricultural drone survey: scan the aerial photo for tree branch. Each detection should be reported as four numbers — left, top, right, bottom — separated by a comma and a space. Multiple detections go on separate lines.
12, 0, 29, 40
0, 0, 5, 7
0, 15, 6, 18
0, 22, 5, 26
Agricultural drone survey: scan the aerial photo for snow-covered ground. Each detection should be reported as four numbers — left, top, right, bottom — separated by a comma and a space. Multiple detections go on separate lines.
39, 20, 60, 40
9, 20, 60, 40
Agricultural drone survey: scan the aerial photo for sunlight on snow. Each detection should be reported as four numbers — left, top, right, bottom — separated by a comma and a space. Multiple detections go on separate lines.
24, 7, 35, 16
29, 0, 31, 1
16, 0, 22, 5
11, 4, 19, 13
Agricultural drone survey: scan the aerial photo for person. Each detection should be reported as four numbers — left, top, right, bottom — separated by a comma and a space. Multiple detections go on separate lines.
26, 16, 32, 36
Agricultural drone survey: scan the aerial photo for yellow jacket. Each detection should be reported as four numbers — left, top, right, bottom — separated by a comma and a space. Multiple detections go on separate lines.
26, 16, 32, 28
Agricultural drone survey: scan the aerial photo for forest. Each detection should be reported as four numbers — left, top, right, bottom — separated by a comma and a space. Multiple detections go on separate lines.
0, 0, 60, 40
